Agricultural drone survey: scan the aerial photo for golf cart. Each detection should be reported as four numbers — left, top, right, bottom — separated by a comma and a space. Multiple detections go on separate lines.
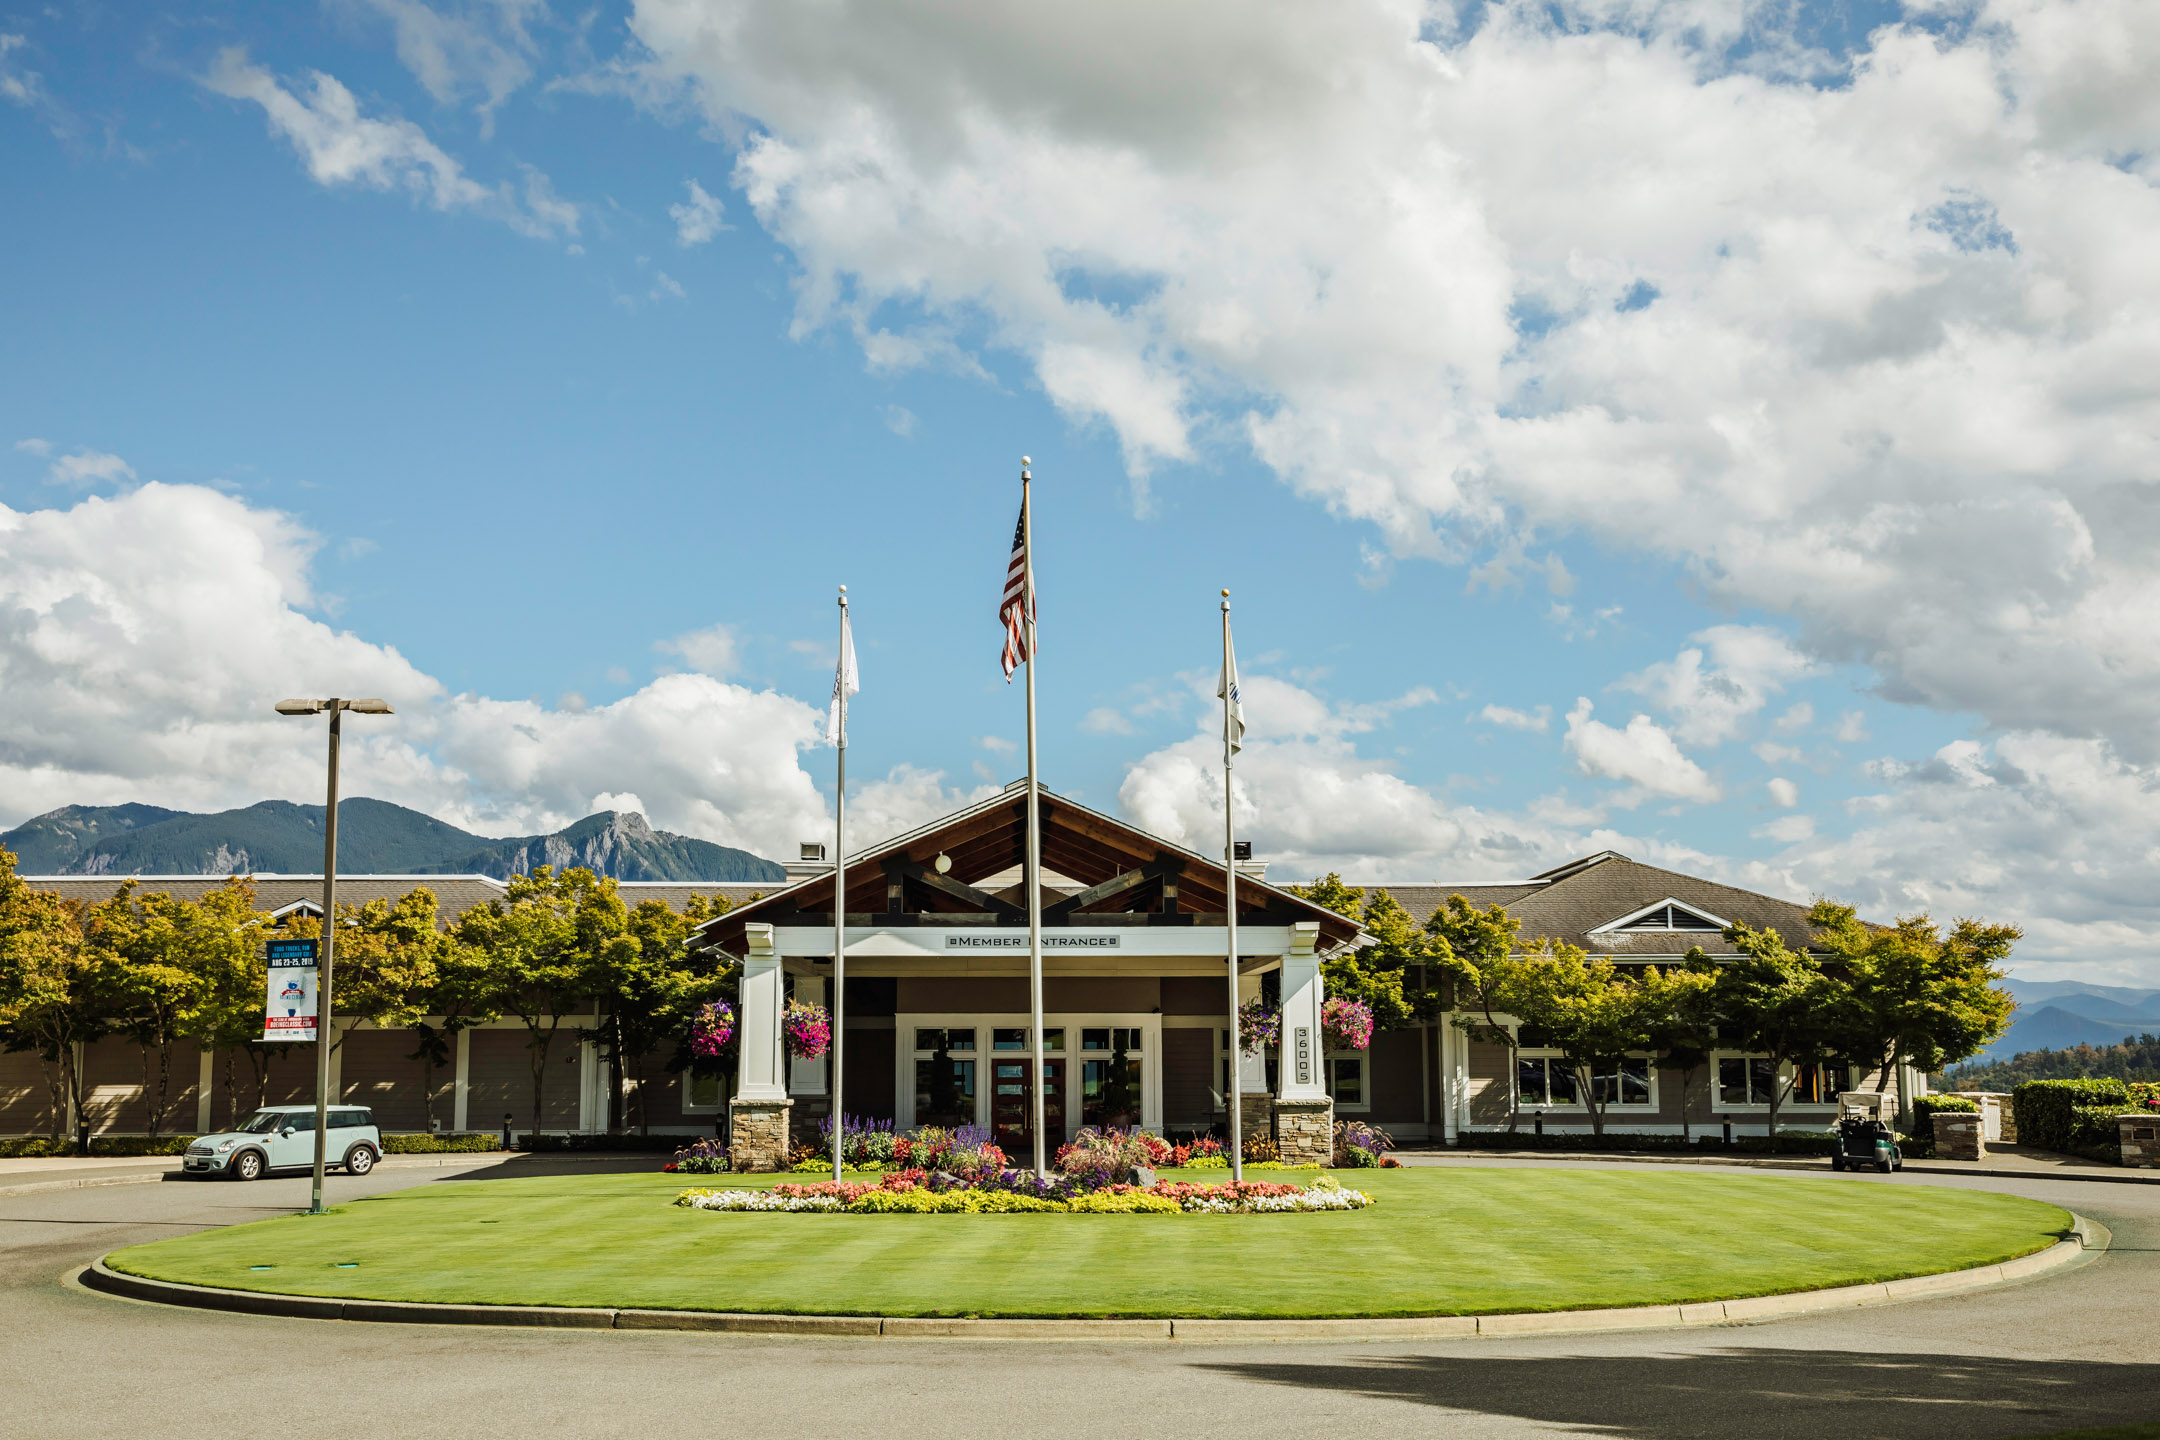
1830, 1092, 1903, 1173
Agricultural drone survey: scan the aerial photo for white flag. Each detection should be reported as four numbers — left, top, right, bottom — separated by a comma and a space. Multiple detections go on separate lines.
826, 609, 859, 746
1219, 617, 1244, 756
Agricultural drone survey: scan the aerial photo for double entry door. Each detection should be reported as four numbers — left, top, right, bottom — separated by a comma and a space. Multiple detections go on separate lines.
990, 1058, 1065, 1157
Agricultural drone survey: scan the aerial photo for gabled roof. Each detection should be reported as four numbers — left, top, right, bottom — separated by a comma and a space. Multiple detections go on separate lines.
691, 784, 1365, 957
1377, 853, 1821, 956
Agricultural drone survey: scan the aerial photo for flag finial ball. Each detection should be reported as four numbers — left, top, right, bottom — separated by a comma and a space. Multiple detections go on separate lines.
1221, 589, 1230, 598
1020, 455, 1031, 466
838, 584, 847, 593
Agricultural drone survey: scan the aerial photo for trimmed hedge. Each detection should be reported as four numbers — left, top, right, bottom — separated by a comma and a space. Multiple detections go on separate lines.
2014, 1079, 2129, 1154
0, 1135, 197, 1158
514, 1132, 687, 1153
381, 1133, 503, 1154
2069, 1106, 2131, 1163
1454, 1130, 1837, 1157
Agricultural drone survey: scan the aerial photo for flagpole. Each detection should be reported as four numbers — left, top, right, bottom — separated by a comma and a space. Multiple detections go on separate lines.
1022, 457, 1048, 1180
832, 585, 848, 1184
1222, 590, 1243, 1184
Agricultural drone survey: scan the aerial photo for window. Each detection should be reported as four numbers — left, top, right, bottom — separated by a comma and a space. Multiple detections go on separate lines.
1080, 1028, 1142, 1128
1592, 1058, 1652, 1107
1517, 1056, 1578, 1106
913, 1027, 978, 1127
1326, 1053, 1366, 1109
992, 1027, 1064, 1052
330, 1109, 370, 1129
1718, 1056, 1780, 1106
1614, 901, 1724, 932
1790, 1062, 1848, 1105
685, 1071, 722, 1110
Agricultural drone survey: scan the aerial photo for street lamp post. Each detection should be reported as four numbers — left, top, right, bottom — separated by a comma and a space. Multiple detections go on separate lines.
276, 697, 393, 1215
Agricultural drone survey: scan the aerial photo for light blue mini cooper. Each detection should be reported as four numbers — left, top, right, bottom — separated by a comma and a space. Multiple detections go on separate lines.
183, 1105, 382, 1181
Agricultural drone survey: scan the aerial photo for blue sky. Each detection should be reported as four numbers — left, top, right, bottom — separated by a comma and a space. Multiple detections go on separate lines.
2, 1, 2155, 980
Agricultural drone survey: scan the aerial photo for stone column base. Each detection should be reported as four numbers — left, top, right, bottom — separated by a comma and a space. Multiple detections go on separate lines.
729, 1097, 793, 1172
1273, 1097, 1334, 1166
1934, 1112, 1984, 1161
1237, 1093, 1274, 1151
2122, 1114, 2160, 1168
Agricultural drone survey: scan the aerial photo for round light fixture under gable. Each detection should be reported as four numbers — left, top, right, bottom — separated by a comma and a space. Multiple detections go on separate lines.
933, 852, 952, 875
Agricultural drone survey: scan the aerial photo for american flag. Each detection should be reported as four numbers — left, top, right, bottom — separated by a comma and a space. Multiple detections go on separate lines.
999, 495, 1034, 680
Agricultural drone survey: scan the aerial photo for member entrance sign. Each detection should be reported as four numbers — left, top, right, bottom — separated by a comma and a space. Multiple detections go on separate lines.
263, 938, 320, 1042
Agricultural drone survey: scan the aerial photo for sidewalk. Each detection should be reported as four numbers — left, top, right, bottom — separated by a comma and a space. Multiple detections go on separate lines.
1399, 1143, 2158, 1185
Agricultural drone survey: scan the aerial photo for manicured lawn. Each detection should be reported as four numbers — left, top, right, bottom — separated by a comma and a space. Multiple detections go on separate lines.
106, 1168, 2072, 1319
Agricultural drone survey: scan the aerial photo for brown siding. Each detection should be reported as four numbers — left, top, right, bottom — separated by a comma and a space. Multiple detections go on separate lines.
1046, 977, 1160, 1012
1161, 1028, 1216, 1132
842, 1027, 896, 1124
1160, 978, 1220, 1016
80, 1038, 202, 1135
468, 1028, 579, 1131
338, 1028, 447, 1131
898, 978, 1029, 1012
1467, 1039, 1513, 1125
1367, 1027, 1424, 1126
0, 1050, 60, 1135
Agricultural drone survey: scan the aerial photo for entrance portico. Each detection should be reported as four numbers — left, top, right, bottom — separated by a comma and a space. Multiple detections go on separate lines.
690, 785, 1366, 1168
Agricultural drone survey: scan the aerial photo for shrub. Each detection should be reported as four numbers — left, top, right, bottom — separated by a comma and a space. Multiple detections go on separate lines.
668, 1137, 732, 1175
2069, 1105, 2133, 1163
1056, 1126, 1156, 1186
1187, 1154, 1229, 1170
1241, 1132, 1280, 1164
0, 1134, 198, 1157
2014, 1079, 2131, 1153
381, 1132, 502, 1154
517, 1132, 685, 1153
1333, 1119, 1395, 1168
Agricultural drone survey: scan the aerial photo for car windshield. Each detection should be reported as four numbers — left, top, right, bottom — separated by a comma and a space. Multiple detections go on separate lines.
233, 1111, 288, 1134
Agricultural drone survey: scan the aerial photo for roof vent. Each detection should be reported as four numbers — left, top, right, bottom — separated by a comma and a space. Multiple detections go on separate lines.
800, 842, 826, 862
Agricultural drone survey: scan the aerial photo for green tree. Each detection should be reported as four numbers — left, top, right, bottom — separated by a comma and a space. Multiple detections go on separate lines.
1703, 921, 1843, 1140
180, 878, 277, 1126
82, 883, 217, 1140
1809, 901, 2018, 1103
1292, 875, 1441, 1031
598, 894, 733, 1133
1428, 895, 1532, 1131
0, 850, 97, 1138
407, 936, 497, 1135
454, 867, 629, 1135
1646, 953, 1723, 1142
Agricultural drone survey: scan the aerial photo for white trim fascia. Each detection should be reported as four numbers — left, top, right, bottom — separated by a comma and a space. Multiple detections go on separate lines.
1589, 896, 1731, 935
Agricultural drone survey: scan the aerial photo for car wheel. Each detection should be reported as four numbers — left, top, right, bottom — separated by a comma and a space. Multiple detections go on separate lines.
1877, 1160, 1894, 1173
231, 1150, 264, 1182
345, 1145, 377, 1176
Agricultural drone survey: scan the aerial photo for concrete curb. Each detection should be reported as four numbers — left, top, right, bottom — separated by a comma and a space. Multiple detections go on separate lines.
0, 1152, 650, 1202
76, 1215, 2104, 1342
1402, 1150, 2160, 1185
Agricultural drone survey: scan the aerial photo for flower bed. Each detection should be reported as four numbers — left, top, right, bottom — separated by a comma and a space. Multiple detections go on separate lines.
675, 1172, 1374, 1215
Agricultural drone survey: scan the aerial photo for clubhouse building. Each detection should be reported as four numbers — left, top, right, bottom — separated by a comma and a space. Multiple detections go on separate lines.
4, 785, 1914, 1151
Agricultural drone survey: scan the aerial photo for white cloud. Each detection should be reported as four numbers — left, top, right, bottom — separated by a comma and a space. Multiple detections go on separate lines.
1772, 702, 1813, 736
360, 0, 542, 132
1766, 776, 1799, 807
650, 269, 687, 301
658, 622, 738, 676
14, 437, 51, 456
1563, 698, 1719, 804
1620, 626, 1820, 747
670, 177, 727, 245
45, 450, 136, 489
977, 734, 1016, 754
1080, 706, 1133, 736
882, 404, 917, 438
0, 483, 967, 862
621, 0, 2160, 771
1834, 710, 1871, 744
1477, 703, 1550, 733
1755, 814, 1815, 844
205, 49, 578, 239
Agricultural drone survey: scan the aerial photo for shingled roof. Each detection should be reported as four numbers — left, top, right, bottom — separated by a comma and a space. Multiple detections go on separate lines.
1374, 852, 1822, 956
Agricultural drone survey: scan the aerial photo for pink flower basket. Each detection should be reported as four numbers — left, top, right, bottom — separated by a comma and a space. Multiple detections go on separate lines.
689, 1000, 733, 1059
1322, 997, 1374, 1051
784, 1000, 832, 1060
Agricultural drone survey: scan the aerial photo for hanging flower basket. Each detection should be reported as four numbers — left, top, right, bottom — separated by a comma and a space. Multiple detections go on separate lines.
689, 1000, 734, 1059
784, 1000, 833, 1060
1322, 997, 1375, 1051
1237, 997, 1281, 1056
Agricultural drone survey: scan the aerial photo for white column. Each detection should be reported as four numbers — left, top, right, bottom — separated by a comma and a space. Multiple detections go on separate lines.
1276, 922, 1327, 1102
1235, 972, 1267, 1094
736, 924, 789, 1102
1439, 1017, 1461, 1144
196, 1051, 215, 1133
789, 975, 828, 1097
577, 1040, 601, 1133
452, 1028, 471, 1132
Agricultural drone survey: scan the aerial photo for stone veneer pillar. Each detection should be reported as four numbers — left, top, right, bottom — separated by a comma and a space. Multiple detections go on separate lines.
1934, 1112, 1985, 1162
1272, 922, 1332, 1163
1273, 1097, 1334, 1165
730, 922, 792, 1171
2122, 1114, 2160, 1168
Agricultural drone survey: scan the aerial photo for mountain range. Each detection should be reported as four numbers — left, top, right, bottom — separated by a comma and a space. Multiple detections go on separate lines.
1970, 979, 2160, 1062
0, 800, 786, 884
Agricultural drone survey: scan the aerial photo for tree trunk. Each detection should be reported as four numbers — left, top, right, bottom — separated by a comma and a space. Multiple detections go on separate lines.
526, 1021, 556, 1138
1765, 1061, 1785, 1150
1577, 1062, 1607, 1137
39, 1052, 64, 1140
1678, 1066, 1695, 1143
142, 1035, 174, 1140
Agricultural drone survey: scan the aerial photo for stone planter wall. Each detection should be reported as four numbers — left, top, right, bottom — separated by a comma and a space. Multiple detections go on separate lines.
2121, 1114, 2160, 1169
1273, 1097, 1333, 1165
1934, 1112, 1985, 1161
728, 1097, 792, 1172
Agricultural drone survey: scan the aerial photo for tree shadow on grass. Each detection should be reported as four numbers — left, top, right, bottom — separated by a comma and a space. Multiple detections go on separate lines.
1195, 1348, 2160, 1440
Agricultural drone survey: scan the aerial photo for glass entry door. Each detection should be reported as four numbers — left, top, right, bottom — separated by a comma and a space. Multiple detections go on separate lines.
990, 1058, 1064, 1156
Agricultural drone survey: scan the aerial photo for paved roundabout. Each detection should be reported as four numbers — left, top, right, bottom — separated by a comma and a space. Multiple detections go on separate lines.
6, 1155, 2158, 1440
